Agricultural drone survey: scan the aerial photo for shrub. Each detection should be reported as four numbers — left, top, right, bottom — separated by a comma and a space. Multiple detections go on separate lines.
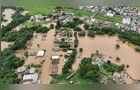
78, 31, 86, 36
79, 48, 83, 52
135, 47, 140, 52
74, 26, 82, 31
87, 30, 95, 37
115, 44, 120, 49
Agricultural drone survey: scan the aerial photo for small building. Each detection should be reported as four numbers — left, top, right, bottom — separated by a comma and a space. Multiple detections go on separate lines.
106, 10, 114, 17
122, 18, 131, 24
29, 52, 36, 56
67, 50, 73, 54
22, 73, 39, 82
53, 47, 60, 51
100, 77, 108, 84
133, 80, 140, 84
37, 50, 45, 57
51, 56, 60, 64
17, 67, 27, 73
97, 60, 104, 66
29, 68, 35, 74
113, 72, 121, 78
91, 60, 96, 65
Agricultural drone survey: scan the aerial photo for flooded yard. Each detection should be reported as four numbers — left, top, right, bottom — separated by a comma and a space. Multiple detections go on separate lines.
1, 8, 15, 26
72, 33, 140, 84
1, 41, 13, 51
23, 22, 66, 84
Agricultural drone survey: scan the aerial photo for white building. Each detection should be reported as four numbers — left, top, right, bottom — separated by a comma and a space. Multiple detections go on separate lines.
113, 72, 121, 78
23, 73, 39, 82
106, 10, 114, 17
122, 18, 131, 24
17, 67, 27, 73
29, 68, 36, 74
52, 56, 59, 60
67, 50, 73, 54
37, 50, 45, 57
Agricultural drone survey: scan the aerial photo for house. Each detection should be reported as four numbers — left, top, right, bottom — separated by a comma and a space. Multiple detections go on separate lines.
91, 60, 96, 65
133, 80, 140, 84
97, 60, 104, 66
17, 67, 27, 73
29, 52, 36, 56
53, 47, 60, 51
67, 50, 73, 54
100, 77, 108, 84
113, 72, 121, 78
29, 68, 35, 74
51, 56, 60, 64
122, 18, 131, 24
37, 50, 45, 57
22, 73, 39, 82
106, 10, 114, 17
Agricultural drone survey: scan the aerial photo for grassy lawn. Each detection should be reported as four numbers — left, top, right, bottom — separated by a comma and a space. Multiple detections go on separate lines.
63, 8, 93, 16
99, 66, 111, 78
23, 6, 55, 15
23, 21, 48, 27
94, 13, 122, 23
50, 73, 93, 84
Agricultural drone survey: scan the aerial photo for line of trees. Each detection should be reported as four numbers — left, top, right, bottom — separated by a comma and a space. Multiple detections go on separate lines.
62, 49, 77, 74
74, 32, 79, 48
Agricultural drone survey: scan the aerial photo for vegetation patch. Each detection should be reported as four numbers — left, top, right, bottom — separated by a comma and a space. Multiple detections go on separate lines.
94, 12, 122, 23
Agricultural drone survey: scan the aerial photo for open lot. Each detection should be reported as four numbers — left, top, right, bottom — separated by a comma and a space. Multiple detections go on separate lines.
23, 6, 55, 15
94, 13, 122, 23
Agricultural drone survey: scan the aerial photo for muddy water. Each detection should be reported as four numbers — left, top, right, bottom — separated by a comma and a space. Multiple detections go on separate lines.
1, 8, 15, 26
1, 41, 13, 51
72, 34, 140, 84
24, 22, 66, 84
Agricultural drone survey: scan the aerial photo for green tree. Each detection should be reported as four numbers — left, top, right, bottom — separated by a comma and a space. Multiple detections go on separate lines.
50, 24, 54, 29
24, 52, 29, 57
83, 24, 89, 30
115, 44, 120, 49
79, 48, 83, 52
87, 30, 95, 37
116, 57, 121, 61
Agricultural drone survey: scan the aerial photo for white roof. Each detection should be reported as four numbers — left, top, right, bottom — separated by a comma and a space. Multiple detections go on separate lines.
29, 68, 35, 74
52, 56, 59, 60
67, 50, 73, 54
122, 18, 131, 24
113, 72, 121, 78
17, 67, 26, 73
23, 73, 38, 82
106, 11, 114, 17
37, 50, 45, 56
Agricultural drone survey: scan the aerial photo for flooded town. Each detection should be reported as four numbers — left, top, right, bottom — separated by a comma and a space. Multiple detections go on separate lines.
1, 6, 140, 84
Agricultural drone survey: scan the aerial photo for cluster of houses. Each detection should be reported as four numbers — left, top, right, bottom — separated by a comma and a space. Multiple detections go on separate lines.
91, 59, 127, 84
16, 66, 40, 84
78, 6, 140, 33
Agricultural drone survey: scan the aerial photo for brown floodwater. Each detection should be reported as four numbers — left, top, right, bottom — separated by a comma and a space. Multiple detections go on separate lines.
1, 41, 13, 51
72, 33, 140, 84
1, 8, 15, 26
23, 22, 66, 84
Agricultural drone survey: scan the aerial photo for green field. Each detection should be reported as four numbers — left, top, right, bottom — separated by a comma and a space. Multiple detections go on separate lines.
94, 13, 122, 23
50, 73, 93, 84
23, 6, 55, 15
99, 66, 111, 78
23, 21, 48, 27
63, 8, 93, 16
